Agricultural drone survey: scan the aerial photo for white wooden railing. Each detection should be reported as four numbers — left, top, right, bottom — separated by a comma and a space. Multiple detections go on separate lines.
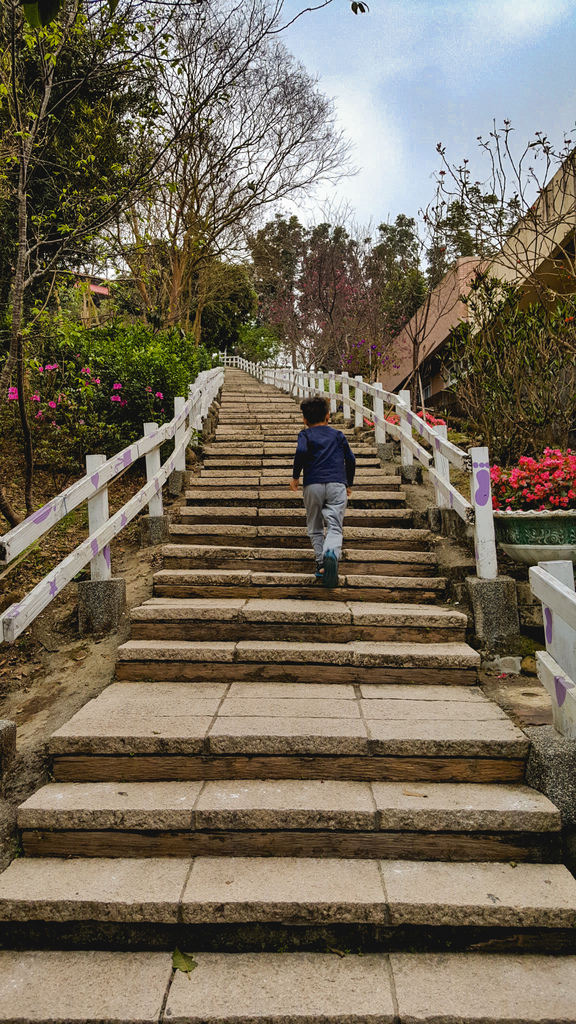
224, 355, 498, 579
0, 366, 223, 643
529, 560, 576, 738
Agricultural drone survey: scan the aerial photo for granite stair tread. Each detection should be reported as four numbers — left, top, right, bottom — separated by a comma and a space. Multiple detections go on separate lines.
18, 778, 558, 832
46, 680, 527, 759
0, 855, 574, 928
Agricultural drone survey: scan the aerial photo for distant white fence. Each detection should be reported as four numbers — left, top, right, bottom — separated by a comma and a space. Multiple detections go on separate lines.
529, 560, 576, 738
0, 367, 223, 643
224, 355, 498, 580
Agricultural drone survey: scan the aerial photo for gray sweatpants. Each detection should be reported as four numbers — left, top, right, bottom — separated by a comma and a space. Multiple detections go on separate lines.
302, 482, 348, 563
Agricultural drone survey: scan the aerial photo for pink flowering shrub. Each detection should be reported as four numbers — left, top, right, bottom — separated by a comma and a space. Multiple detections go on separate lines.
417, 410, 446, 427
491, 449, 576, 511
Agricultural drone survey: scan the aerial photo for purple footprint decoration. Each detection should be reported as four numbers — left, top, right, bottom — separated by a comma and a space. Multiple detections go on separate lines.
473, 462, 491, 507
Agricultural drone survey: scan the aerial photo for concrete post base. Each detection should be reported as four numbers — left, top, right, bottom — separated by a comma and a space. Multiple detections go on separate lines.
441, 508, 471, 542
526, 725, 576, 873
0, 720, 16, 793
400, 464, 423, 484
139, 515, 170, 547
376, 442, 395, 463
465, 574, 520, 642
77, 577, 126, 636
427, 506, 442, 533
169, 469, 185, 496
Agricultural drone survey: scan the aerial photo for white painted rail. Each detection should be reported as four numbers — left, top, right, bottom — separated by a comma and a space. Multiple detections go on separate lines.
529, 560, 576, 738
0, 367, 223, 643
224, 356, 498, 579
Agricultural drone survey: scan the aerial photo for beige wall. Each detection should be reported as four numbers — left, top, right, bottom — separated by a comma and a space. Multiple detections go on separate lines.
379, 256, 479, 393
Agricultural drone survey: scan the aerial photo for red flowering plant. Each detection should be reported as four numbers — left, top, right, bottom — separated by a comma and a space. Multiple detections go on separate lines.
491, 449, 576, 512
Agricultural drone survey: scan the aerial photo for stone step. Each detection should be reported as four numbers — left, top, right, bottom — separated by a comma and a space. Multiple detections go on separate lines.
115, 637, 480, 685
161, 544, 438, 574
169, 525, 421, 551
17, 778, 558, 861
203, 457, 384, 468
0, 857, 574, 953
203, 444, 378, 456
3, 949, 574, 1023
183, 489, 407, 508
129, 598, 467, 643
193, 475, 401, 489
49, 681, 527, 784
152, 568, 446, 603
179, 506, 411, 528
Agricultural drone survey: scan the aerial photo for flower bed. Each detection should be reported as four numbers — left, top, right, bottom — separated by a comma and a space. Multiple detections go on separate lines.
491, 449, 576, 512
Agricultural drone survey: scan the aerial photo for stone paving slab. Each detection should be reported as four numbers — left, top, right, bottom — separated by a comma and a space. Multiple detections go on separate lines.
0, 949, 173, 1024
207, 717, 370, 755
19, 781, 203, 830
194, 780, 377, 830
365, 719, 529, 757
371, 782, 560, 832
382, 860, 576, 927
164, 952, 395, 1024
182, 856, 388, 923
390, 952, 576, 1023
0, 857, 188, 921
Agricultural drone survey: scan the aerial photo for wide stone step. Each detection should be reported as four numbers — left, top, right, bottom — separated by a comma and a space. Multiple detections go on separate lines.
169, 524, 421, 551
203, 444, 378, 456
0, 856, 574, 953
17, 777, 558, 861
179, 506, 411, 528
153, 568, 446, 603
203, 457, 384, 468
183, 488, 407, 508
48, 681, 528, 784
129, 598, 467, 643
193, 475, 401, 490
1, 949, 575, 1023
115, 638, 480, 685
161, 544, 438, 575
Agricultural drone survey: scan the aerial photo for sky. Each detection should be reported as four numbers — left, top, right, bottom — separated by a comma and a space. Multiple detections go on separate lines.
279, 0, 576, 229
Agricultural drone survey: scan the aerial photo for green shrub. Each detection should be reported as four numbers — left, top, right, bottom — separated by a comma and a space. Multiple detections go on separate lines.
5, 315, 212, 476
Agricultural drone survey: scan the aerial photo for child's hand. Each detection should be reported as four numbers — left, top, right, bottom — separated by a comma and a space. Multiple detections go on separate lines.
346, 487, 353, 497
289, 478, 300, 492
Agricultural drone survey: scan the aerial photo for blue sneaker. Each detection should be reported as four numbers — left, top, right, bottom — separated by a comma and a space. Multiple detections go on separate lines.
314, 561, 324, 581
322, 550, 339, 588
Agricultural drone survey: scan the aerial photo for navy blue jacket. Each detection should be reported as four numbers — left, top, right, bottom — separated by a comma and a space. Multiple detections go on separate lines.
292, 426, 356, 487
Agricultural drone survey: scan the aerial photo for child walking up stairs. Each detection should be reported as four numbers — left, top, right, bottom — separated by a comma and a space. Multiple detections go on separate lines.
0, 367, 575, 1022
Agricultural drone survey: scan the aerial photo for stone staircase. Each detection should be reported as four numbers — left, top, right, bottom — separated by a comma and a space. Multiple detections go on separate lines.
1, 367, 576, 1022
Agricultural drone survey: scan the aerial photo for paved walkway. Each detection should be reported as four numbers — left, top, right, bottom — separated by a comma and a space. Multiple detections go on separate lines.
0, 368, 575, 1022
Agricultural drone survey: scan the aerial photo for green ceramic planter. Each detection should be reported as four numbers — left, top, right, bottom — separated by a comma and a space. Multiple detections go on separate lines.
494, 510, 576, 566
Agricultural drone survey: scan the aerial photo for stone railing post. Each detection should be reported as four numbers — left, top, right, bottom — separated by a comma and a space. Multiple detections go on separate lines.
433, 423, 449, 508
398, 389, 413, 468
341, 371, 351, 420
373, 384, 386, 445
354, 375, 364, 429
169, 396, 186, 496
328, 372, 337, 414
469, 446, 498, 579
78, 453, 126, 635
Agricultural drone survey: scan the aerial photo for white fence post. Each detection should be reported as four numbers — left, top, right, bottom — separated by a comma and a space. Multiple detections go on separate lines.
329, 372, 337, 413
144, 423, 163, 517
341, 371, 350, 420
373, 384, 386, 445
85, 454, 111, 581
354, 376, 364, 429
433, 423, 450, 508
174, 397, 186, 473
469, 445, 498, 579
398, 389, 413, 468
537, 560, 576, 683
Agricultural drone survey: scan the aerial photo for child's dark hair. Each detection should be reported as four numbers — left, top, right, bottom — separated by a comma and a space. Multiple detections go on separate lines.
301, 396, 329, 424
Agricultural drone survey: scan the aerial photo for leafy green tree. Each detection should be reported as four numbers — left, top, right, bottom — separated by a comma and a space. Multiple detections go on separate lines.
446, 277, 576, 464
